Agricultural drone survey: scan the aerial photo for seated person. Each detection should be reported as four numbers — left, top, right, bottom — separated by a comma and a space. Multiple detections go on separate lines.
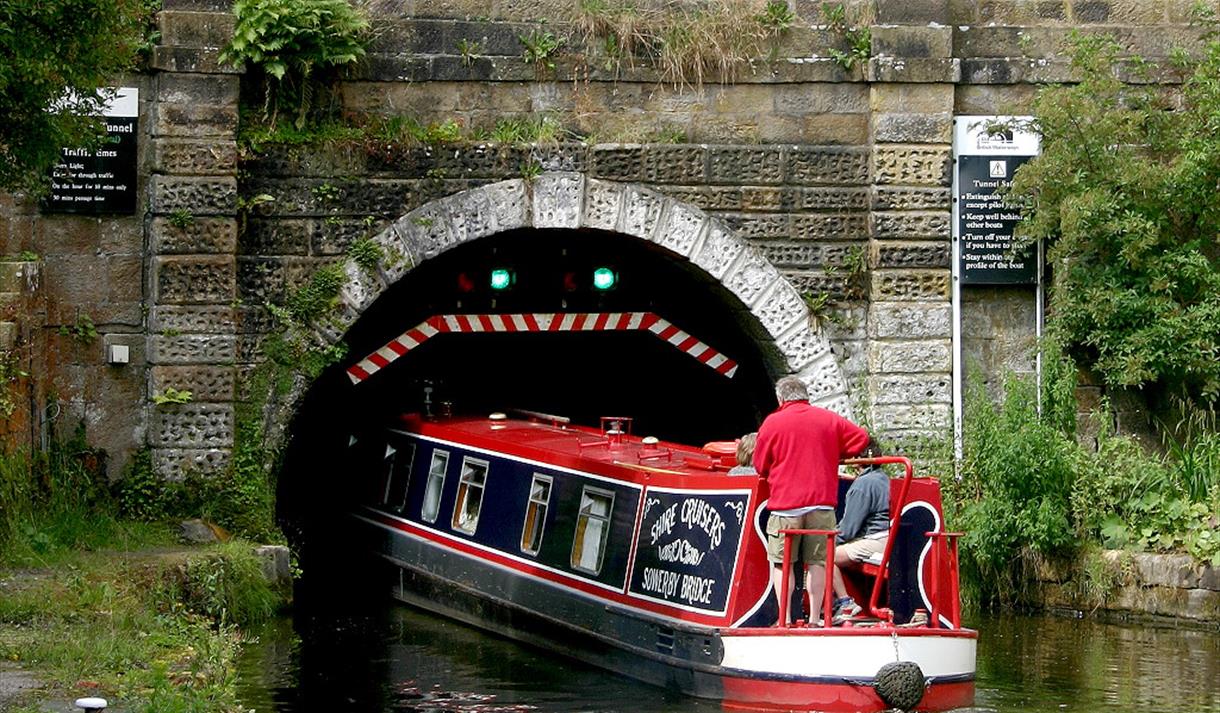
831, 442, 890, 620
727, 432, 757, 475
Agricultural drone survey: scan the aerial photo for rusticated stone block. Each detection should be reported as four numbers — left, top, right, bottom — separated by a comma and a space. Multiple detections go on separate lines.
873, 211, 950, 239
876, 242, 951, 269
791, 213, 869, 241
654, 201, 707, 258
156, 73, 239, 105
759, 242, 867, 269
722, 213, 789, 240
150, 403, 234, 448
709, 147, 784, 185
249, 143, 369, 178
589, 145, 648, 182
871, 302, 952, 339
772, 84, 868, 115
153, 103, 239, 138
786, 148, 869, 186
312, 217, 386, 256
795, 354, 849, 402
723, 249, 784, 309
781, 270, 855, 300
148, 334, 238, 364
871, 25, 953, 59
151, 176, 237, 215
795, 188, 869, 211
153, 138, 237, 174
873, 147, 951, 187
741, 187, 784, 212
873, 113, 952, 144
871, 270, 950, 301
689, 223, 744, 281
242, 218, 311, 256
873, 403, 952, 431
150, 46, 239, 74
153, 448, 231, 480
753, 280, 809, 340
872, 186, 950, 211
158, 10, 236, 47
154, 256, 235, 304
870, 373, 951, 405
531, 173, 585, 229
150, 365, 235, 402
152, 216, 237, 254
150, 305, 237, 334
869, 58, 960, 84
649, 146, 707, 184
660, 185, 744, 211
870, 339, 952, 373
875, 0, 951, 23
775, 321, 834, 373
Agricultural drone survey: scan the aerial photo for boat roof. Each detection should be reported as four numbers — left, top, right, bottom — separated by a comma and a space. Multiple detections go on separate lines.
396, 412, 739, 480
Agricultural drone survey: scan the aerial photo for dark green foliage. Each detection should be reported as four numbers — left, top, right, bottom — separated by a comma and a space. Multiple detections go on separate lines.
0, 0, 149, 192
174, 541, 280, 627
947, 377, 1081, 606
347, 237, 383, 274
221, 0, 368, 128
1010, 23, 1220, 403
285, 263, 344, 324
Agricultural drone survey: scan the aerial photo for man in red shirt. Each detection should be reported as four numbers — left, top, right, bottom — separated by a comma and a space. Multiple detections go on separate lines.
753, 376, 870, 624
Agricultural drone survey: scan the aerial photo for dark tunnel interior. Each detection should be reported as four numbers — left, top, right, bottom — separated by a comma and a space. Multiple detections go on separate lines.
278, 228, 787, 578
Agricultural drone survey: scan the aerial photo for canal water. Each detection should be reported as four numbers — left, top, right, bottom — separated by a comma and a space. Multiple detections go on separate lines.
236, 602, 1220, 713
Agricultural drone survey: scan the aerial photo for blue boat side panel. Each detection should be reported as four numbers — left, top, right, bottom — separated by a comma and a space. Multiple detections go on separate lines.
888, 505, 937, 624
628, 489, 750, 614
384, 434, 642, 590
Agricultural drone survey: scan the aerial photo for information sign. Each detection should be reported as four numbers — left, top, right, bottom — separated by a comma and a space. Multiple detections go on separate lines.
953, 117, 1040, 285
44, 88, 138, 214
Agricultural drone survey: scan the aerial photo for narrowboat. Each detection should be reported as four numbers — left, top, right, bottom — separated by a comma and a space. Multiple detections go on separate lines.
351, 410, 976, 712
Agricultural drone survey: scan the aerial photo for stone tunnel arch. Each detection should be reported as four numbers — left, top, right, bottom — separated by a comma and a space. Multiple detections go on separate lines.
301, 172, 852, 422
274, 171, 856, 565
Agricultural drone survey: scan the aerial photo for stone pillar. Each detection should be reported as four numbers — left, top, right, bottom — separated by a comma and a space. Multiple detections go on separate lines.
147, 0, 240, 478
865, 2, 957, 442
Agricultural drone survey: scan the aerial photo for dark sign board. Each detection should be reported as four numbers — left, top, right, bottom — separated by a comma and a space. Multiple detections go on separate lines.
956, 154, 1036, 285
44, 88, 138, 215
628, 488, 749, 614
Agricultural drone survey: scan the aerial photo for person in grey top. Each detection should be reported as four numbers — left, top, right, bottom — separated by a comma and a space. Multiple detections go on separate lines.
830, 445, 891, 621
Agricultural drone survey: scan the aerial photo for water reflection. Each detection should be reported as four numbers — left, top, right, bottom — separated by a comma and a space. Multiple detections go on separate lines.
238, 606, 1220, 713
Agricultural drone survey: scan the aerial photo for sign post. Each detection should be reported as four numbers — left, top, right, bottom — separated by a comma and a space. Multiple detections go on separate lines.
44, 87, 139, 215
951, 116, 1041, 464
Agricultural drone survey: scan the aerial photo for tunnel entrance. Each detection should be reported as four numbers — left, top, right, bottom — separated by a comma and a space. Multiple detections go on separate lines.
279, 227, 789, 576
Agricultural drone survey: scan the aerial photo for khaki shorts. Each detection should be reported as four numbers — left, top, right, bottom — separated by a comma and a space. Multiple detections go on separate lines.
765, 509, 837, 564
839, 535, 887, 564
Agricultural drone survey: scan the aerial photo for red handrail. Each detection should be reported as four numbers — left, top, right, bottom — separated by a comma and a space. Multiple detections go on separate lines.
777, 528, 838, 628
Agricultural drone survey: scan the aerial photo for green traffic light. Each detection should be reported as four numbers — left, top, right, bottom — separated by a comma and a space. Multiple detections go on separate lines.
490, 268, 512, 290
592, 267, 617, 291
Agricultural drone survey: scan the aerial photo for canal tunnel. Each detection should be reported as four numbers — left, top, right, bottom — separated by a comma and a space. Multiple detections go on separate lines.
278, 227, 792, 573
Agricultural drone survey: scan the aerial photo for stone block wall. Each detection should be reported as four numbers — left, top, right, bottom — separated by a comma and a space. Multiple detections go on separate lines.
3, 0, 1214, 472
1035, 550, 1220, 623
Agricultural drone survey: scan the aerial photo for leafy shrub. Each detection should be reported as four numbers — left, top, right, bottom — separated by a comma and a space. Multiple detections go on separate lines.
948, 376, 1081, 605
221, 0, 368, 128
1009, 23, 1220, 404
0, 0, 149, 192
172, 541, 281, 627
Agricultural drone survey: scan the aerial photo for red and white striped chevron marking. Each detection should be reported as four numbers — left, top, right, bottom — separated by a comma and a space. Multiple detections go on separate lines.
346, 312, 738, 384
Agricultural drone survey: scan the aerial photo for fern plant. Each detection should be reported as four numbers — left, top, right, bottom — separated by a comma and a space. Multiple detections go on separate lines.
220, 0, 368, 128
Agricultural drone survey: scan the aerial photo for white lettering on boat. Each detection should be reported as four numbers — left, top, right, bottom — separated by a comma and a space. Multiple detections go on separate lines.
640, 567, 681, 597
679, 574, 716, 605
657, 538, 705, 565
680, 498, 726, 549
649, 503, 678, 545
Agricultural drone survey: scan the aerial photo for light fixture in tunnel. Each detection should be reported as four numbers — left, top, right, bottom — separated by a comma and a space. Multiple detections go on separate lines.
489, 268, 514, 291
592, 267, 617, 291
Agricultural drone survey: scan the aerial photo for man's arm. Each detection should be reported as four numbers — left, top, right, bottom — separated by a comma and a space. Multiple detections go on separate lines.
838, 418, 870, 458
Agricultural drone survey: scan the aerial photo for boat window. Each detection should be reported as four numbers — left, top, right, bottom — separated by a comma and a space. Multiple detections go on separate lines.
386, 443, 416, 513
451, 457, 489, 534
421, 450, 449, 523
379, 444, 397, 505
570, 487, 614, 575
520, 474, 552, 556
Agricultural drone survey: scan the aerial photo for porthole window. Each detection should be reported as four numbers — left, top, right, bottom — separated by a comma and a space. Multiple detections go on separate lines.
451, 457, 489, 534
520, 474, 552, 555
570, 487, 614, 575
421, 450, 449, 523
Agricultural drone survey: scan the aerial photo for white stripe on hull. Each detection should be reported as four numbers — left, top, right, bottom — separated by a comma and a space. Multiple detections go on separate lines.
720, 633, 976, 679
